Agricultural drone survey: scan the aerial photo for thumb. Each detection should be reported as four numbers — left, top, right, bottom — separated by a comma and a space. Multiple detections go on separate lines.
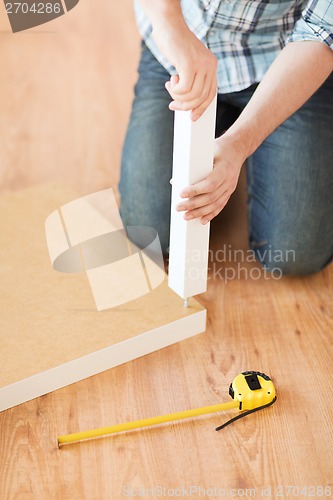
165, 74, 180, 95
170, 74, 180, 88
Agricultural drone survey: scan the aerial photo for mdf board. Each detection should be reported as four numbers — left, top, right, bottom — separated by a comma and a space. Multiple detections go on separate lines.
0, 184, 206, 412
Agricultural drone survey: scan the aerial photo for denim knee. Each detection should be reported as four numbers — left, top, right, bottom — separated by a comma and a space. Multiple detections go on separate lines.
252, 239, 332, 276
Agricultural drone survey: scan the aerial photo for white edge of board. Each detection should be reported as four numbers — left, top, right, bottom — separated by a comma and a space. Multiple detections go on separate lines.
0, 309, 206, 412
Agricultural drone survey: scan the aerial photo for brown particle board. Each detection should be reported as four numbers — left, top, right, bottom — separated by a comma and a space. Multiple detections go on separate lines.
0, 184, 205, 410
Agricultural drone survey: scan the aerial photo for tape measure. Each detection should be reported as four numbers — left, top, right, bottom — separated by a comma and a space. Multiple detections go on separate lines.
57, 371, 276, 447
215, 371, 276, 431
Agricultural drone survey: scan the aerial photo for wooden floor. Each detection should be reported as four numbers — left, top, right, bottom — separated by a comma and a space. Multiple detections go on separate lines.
0, 2, 332, 499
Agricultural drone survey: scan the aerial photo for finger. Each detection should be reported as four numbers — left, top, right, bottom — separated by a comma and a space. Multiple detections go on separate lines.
170, 68, 196, 95
168, 72, 215, 113
165, 75, 180, 97
200, 197, 231, 224
170, 71, 207, 105
164, 75, 179, 95
191, 77, 217, 121
170, 74, 179, 87
184, 193, 231, 222
169, 88, 210, 112
183, 195, 225, 220
180, 168, 223, 198
168, 100, 186, 111
176, 183, 226, 212
165, 75, 179, 97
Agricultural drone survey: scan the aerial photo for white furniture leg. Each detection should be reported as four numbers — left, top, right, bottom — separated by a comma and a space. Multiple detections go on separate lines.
168, 97, 217, 299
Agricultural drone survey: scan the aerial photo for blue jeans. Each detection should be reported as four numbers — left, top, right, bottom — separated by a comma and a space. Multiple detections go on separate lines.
119, 43, 333, 275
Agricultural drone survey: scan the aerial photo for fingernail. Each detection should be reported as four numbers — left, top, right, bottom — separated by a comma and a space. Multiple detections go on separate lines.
201, 218, 208, 225
184, 213, 194, 220
176, 204, 185, 211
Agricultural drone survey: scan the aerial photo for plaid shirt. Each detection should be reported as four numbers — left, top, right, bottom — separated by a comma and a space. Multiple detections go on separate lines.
134, 0, 333, 93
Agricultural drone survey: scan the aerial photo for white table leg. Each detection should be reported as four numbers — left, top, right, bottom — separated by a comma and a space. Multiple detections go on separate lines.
168, 97, 217, 300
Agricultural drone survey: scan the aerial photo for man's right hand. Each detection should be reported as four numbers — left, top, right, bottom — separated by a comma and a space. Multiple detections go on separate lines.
155, 26, 217, 121
139, 0, 217, 121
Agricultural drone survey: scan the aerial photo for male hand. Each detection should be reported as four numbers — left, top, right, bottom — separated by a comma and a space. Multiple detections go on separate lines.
175, 135, 246, 223
152, 24, 217, 121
